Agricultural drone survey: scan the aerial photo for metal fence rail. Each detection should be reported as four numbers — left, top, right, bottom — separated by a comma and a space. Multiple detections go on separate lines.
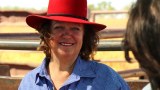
99, 29, 125, 39
90, 10, 128, 22
0, 33, 40, 40
0, 39, 123, 51
0, 29, 124, 51
0, 29, 125, 39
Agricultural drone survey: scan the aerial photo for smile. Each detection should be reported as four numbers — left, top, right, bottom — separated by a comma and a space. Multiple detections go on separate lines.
59, 42, 74, 46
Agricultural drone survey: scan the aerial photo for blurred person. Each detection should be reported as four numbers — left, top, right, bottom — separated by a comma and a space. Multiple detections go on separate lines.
122, 0, 160, 89
18, 0, 130, 90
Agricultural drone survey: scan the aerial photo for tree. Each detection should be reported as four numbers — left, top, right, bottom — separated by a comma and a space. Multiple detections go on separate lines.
88, 1, 115, 11
123, 1, 135, 10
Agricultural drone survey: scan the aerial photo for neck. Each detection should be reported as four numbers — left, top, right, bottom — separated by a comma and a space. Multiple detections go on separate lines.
48, 56, 77, 90
49, 54, 77, 72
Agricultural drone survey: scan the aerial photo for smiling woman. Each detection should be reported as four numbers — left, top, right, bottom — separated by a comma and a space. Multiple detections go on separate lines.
42, 21, 84, 59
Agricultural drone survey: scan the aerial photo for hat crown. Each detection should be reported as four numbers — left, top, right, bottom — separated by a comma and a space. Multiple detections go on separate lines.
26, 0, 106, 32
47, 0, 87, 18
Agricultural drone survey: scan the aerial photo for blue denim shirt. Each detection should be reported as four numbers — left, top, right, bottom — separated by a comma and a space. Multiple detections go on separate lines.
19, 57, 130, 90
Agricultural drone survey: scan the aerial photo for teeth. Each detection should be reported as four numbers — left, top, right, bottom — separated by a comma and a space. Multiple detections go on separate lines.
60, 43, 73, 46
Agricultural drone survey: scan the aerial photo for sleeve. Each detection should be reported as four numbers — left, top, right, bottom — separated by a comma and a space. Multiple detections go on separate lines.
18, 77, 28, 90
18, 75, 32, 90
101, 64, 130, 90
110, 70, 130, 90
117, 76, 130, 90
18, 71, 36, 90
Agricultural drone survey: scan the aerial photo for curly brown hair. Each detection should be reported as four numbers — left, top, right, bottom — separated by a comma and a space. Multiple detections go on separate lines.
36, 20, 99, 60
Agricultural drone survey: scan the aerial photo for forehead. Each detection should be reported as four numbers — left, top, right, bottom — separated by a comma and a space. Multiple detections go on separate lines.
51, 21, 84, 27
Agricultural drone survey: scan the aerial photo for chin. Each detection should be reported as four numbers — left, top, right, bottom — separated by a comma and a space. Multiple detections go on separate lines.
59, 50, 74, 56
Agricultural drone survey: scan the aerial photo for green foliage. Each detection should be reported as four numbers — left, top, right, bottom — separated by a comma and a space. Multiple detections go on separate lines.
88, 1, 115, 11
123, 1, 135, 10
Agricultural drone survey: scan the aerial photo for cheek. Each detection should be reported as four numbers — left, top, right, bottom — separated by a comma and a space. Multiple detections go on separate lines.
78, 33, 84, 42
78, 35, 84, 47
48, 39, 56, 48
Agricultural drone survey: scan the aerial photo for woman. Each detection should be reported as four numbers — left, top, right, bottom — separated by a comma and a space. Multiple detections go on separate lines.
122, 0, 160, 89
19, 0, 129, 90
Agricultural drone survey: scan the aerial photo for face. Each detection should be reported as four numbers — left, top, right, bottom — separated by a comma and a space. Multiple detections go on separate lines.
49, 21, 84, 57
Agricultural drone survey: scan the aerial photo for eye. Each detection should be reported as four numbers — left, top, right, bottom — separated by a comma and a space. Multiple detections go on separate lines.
51, 26, 65, 34
53, 26, 64, 30
71, 27, 80, 31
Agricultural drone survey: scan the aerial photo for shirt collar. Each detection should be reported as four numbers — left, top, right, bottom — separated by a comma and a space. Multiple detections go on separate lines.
39, 58, 49, 77
35, 56, 96, 84
35, 58, 50, 84
62, 57, 96, 87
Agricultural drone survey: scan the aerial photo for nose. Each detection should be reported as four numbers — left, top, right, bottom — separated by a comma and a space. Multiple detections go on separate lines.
62, 29, 72, 37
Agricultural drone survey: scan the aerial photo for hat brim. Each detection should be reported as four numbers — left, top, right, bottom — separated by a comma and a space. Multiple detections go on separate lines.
26, 15, 106, 31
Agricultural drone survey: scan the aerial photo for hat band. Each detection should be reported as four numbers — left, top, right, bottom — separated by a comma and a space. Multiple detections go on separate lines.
47, 14, 88, 21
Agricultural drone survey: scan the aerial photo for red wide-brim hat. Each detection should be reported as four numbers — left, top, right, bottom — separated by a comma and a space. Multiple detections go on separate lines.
26, 0, 106, 31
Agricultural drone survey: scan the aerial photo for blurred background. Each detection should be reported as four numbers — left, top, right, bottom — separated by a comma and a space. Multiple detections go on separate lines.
0, 0, 140, 77
1, 0, 150, 89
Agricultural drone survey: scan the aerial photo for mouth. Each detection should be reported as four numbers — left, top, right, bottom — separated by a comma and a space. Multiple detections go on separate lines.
59, 42, 74, 46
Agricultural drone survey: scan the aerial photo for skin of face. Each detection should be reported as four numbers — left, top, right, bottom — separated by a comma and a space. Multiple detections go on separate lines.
49, 21, 84, 59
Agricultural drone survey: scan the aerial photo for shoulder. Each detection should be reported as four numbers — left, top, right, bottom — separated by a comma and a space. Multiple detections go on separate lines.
23, 66, 40, 80
89, 60, 119, 78
89, 61, 130, 89
18, 66, 40, 89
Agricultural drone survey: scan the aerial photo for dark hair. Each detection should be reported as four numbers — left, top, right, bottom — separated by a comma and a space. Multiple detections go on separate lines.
37, 20, 99, 60
80, 25, 99, 60
122, 0, 160, 89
